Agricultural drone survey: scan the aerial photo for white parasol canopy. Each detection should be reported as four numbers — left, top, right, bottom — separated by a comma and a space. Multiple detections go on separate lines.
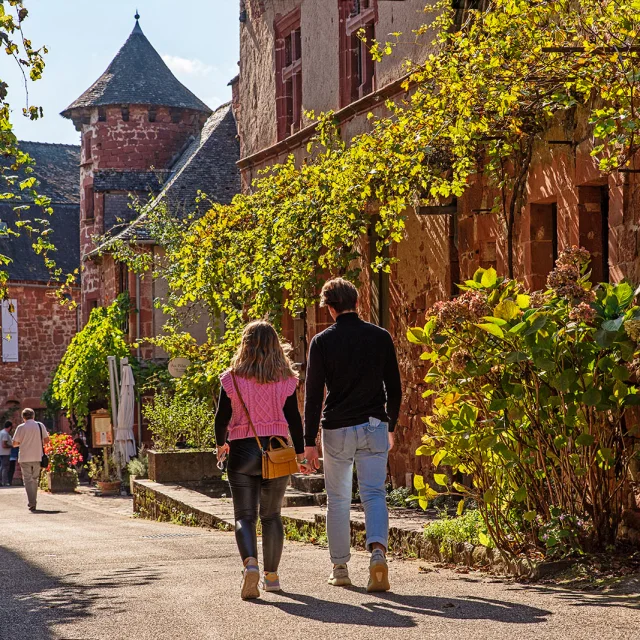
115, 364, 137, 465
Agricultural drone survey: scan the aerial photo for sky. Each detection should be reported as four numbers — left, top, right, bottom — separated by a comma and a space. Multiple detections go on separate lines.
4, 0, 240, 145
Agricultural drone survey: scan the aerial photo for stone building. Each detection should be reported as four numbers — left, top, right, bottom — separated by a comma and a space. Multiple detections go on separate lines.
0, 142, 80, 427
61, 18, 240, 359
234, 0, 640, 486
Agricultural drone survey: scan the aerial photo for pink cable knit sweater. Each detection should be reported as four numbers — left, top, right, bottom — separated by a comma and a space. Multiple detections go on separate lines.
219, 370, 298, 442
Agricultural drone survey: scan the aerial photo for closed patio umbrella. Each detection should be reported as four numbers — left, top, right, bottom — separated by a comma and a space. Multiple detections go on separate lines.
115, 364, 137, 466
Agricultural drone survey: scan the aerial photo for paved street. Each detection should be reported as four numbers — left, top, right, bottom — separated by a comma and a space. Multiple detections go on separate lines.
1, 486, 639, 640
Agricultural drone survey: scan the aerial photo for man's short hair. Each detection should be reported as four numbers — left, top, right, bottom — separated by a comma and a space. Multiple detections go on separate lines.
3, 421, 12, 430
320, 278, 358, 313
21, 408, 35, 420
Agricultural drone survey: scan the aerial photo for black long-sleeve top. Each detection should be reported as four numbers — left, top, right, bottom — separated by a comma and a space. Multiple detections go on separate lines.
214, 387, 305, 454
303, 312, 402, 446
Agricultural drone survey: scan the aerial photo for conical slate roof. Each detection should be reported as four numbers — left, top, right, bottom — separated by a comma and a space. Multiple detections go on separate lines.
61, 20, 211, 118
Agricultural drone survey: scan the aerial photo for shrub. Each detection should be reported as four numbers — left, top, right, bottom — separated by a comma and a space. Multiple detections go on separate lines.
387, 485, 420, 509
424, 509, 492, 553
88, 453, 120, 483
143, 391, 216, 452
127, 448, 149, 478
410, 248, 640, 555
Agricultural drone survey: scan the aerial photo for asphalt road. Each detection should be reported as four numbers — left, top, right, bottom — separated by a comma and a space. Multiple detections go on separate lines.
1, 485, 639, 640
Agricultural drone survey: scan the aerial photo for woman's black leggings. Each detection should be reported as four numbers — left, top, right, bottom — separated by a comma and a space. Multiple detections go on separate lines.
227, 469, 290, 572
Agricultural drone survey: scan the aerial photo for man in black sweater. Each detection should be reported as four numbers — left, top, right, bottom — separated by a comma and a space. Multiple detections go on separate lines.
304, 277, 401, 593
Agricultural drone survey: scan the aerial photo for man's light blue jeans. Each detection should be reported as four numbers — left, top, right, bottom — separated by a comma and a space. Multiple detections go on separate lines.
322, 419, 389, 565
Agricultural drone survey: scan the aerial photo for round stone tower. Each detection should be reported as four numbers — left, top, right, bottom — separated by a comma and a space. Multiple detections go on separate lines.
61, 16, 211, 324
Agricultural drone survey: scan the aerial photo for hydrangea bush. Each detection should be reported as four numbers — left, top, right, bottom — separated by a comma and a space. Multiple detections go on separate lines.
409, 248, 640, 556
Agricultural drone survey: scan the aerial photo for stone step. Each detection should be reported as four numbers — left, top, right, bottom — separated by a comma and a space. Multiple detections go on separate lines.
290, 472, 325, 494
282, 488, 327, 508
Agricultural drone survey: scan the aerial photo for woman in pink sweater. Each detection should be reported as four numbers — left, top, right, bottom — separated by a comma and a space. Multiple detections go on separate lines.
215, 320, 307, 599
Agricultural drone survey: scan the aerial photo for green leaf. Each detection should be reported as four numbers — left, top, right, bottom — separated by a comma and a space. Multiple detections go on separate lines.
612, 365, 630, 381
432, 450, 447, 467
416, 445, 434, 456
516, 294, 530, 309
523, 510, 537, 522
434, 473, 448, 487
489, 397, 508, 411
575, 433, 595, 447
582, 388, 601, 406
481, 267, 498, 288
413, 474, 425, 491
513, 486, 527, 502
602, 317, 624, 332
478, 531, 491, 547
614, 282, 634, 307
457, 499, 465, 516
475, 323, 504, 339
483, 488, 496, 504
494, 300, 520, 321
505, 351, 528, 363
523, 314, 548, 336
407, 327, 425, 344
557, 368, 577, 391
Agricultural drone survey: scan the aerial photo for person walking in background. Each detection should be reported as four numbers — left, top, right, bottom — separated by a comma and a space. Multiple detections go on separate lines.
0, 421, 13, 486
8, 437, 19, 486
11, 409, 50, 511
304, 278, 402, 592
215, 321, 309, 600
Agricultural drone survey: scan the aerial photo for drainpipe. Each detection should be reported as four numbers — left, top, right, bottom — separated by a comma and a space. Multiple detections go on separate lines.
135, 274, 142, 446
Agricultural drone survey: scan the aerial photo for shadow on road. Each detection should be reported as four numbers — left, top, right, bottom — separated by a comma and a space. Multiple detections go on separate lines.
256, 589, 550, 627
2, 546, 161, 640
507, 582, 640, 610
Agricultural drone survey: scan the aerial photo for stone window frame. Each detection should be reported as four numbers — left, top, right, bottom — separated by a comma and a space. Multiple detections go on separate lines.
339, 0, 378, 108
275, 7, 303, 141
84, 184, 95, 221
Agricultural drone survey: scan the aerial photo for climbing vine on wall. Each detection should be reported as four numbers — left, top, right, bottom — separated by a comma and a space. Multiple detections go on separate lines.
101, 0, 640, 390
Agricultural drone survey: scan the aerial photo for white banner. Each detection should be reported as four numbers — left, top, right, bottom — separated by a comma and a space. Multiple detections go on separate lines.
1, 299, 18, 363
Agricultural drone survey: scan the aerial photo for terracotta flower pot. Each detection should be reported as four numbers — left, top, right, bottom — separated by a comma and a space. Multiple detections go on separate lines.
47, 471, 77, 493
97, 480, 121, 496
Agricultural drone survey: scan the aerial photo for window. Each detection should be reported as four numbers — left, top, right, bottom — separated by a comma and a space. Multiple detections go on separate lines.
83, 135, 92, 164
578, 185, 609, 283
339, 0, 377, 107
118, 263, 130, 334
527, 202, 558, 290
369, 225, 389, 328
121, 106, 130, 122
1, 299, 18, 363
98, 107, 107, 122
275, 8, 302, 141
148, 107, 157, 123
84, 185, 95, 220
0, 221, 7, 234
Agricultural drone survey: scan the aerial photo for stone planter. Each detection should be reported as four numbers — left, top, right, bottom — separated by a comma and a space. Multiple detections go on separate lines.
147, 450, 221, 484
97, 480, 121, 496
46, 471, 77, 493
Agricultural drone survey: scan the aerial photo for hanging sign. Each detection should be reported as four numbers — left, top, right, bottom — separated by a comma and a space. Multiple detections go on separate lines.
168, 357, 191, 378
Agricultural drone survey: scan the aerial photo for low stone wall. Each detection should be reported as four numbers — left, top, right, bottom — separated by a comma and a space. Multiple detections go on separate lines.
133, 479, 548, 578
147, 450, 221, 484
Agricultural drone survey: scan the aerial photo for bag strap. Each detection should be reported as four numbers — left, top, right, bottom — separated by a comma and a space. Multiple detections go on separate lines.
230, 372, 264, 453
38, 422, 45, 455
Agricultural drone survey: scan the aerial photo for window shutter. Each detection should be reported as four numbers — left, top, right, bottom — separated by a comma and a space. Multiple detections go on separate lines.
1, 299, 18, 363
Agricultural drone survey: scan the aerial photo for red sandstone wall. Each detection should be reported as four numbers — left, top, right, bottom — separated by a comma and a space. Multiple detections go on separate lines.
78, 105, 207, 325
0, 283, 79, 419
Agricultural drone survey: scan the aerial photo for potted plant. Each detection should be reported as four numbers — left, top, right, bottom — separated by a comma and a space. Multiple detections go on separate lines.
143, 392, 219, 483
44, 434, 82, 493
88, 452, 121, 495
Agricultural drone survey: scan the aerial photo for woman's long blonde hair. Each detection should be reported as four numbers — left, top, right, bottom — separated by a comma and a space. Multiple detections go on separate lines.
230, 320, 298, 384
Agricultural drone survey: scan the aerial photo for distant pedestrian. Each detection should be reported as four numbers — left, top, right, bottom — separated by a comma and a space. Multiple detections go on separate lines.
9, 440, 19, 486
0, 421, 13, 486
215, 320, 309, 599
11, 409, 50, 511
304, 278, 402, 592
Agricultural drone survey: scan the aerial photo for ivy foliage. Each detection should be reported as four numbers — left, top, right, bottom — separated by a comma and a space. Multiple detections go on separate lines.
50, 296, 130, 424
102, 1, 640, 389
410, 248, 640, 555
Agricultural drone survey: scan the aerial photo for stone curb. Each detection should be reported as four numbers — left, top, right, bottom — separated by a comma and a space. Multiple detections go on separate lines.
132, 479, 550, 578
